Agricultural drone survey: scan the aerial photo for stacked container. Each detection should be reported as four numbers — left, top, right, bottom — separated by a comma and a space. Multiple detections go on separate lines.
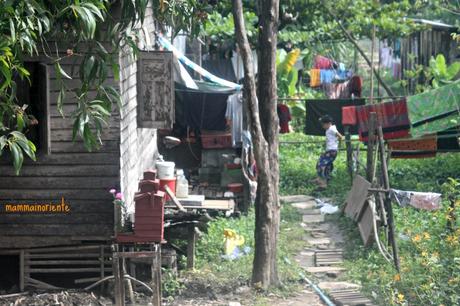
116, 169, 166, 243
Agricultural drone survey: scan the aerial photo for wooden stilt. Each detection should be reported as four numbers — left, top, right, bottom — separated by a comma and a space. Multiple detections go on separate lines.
123, 259, 135, 304
187, 225, 196, 270
366, 113, 377, 183
377, 126, 400, 272
19, 250, 25, 291
151, 244, 162, 306
344, 126, 353, 183
112, 244, 123, 306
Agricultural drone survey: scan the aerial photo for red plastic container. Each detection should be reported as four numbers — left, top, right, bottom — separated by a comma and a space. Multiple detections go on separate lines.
227, 183, 243, 194
159, 178, 176, 201
201, 132, 232, 149
116, 190, 165, 243
225, 163, 242, 170
138, 179, 160, 193
143, 169, 157, 180
135, 191, 165, 241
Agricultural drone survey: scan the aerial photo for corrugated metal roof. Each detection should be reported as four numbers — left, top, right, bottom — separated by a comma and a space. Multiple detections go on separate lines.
410, 18, 457, 30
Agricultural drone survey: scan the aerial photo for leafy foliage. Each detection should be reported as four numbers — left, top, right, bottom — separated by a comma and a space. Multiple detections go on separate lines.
0, 0, 149, 173
190, 205, 306, 294
279, 132, 460, 305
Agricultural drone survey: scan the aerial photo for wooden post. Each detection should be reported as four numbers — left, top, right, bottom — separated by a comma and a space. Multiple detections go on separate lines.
19, 250, 25, 291
123, 259, 135, 304
112, 244, 124, 306
377, 126, 400, 272
366, 112, 377, 183
99, 245, 105, 292
151, 244, 162, 306
344, 126, 353, 183
187, 225, 196, 270
448, 199, 456, 232
369, 25, 376, 103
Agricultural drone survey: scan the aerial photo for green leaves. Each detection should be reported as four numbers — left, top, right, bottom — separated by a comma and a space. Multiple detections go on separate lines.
0, 0, 146, 173
0, 131, 37, 175
428, 54, 460, 88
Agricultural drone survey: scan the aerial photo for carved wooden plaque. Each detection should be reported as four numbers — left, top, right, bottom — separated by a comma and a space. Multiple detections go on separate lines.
137, 51, 174, 128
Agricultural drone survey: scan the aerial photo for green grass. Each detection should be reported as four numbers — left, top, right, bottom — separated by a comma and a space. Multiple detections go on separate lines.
279, 132, 460, 306
173, 132, 460, 305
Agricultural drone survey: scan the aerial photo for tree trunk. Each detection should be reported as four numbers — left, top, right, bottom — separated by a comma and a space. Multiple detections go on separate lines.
232, 0, 280, 288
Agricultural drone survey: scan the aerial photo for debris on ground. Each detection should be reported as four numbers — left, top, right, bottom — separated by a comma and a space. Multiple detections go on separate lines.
0, 290, 111, 306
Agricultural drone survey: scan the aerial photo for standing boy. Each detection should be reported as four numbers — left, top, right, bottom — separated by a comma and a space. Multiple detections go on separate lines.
315, 115, 343, 188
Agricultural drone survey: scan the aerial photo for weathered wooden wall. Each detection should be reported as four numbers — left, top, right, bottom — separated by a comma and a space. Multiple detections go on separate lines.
119, 5, 159, 214
401, 27, 460, 93
0, 5, 160, 249
0, 58, 120, 248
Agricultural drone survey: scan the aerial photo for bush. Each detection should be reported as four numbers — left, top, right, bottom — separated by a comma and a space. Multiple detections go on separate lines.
279, 132, 460, 305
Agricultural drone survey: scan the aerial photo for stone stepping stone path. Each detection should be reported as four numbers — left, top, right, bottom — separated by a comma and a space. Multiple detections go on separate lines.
282, 196, 377, 306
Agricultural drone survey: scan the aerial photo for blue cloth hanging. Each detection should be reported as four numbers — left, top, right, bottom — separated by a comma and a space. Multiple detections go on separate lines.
320, 69, 335, 84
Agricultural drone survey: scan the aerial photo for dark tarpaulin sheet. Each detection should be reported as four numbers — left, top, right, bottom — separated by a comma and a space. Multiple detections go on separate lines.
304, 98, 365, 136
175, 82, 235, 131
202, 59, 237, 83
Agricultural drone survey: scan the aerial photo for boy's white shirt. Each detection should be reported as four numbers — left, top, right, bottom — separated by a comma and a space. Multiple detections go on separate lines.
325, 125, 339, 151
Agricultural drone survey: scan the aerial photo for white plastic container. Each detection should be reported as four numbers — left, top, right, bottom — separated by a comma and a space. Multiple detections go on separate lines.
175, 169, 189, 198
156, 161, 175, 179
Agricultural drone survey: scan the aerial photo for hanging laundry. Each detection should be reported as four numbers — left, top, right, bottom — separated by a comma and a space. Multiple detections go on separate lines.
379, 46, 393, 68
342, 105, 358, 126
388, 135, 437, 159
310, 69, 321, 87
226, 92, 243, 147
277, 104, 291, 134
407, 80, 460, 138
390, 189, 441, 211
437, 127, 460, 151
392, 57, 402, 80
322, 81, 351, 99
314, 55, 334, 69
305, 99, 365, 136
356, 99, 411, 141
349, 76, 363, 97
320, 69, 335, 84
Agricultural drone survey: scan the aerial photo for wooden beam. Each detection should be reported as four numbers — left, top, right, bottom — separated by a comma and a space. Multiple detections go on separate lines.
377, 126, 400, 272
366, 113, 377, 183
151, 244, 161, 306
164, 186, 186, 212
186, 225, 196, 270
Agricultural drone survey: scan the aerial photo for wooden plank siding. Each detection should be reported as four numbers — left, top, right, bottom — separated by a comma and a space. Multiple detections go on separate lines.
0, 5, 161, 249
0, 50, 120, 250
119, 4, 159, 214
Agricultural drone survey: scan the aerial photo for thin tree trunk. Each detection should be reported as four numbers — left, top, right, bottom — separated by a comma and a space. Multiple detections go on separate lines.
232, 0, 280, 288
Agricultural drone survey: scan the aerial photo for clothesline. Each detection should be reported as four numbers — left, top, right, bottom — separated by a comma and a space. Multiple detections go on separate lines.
279, 131, 460, 145
278, 96, 406, 101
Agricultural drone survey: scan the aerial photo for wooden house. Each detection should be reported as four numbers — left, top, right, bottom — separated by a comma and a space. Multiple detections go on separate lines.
398, 19, 460, 92
0, 4, 173, 251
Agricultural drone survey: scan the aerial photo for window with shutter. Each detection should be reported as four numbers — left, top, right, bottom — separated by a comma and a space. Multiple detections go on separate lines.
13, 62, 50, 155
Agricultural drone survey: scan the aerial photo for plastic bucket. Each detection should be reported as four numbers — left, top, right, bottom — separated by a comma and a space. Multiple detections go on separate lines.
156, 161, 175, 179
159, 178, 176, 201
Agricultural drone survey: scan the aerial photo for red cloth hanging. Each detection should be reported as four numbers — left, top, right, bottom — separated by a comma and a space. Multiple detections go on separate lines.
356, 99, 410, 141
313, 55, 334, 69
342, 106, 358, 125
349, 76, 363, 97
388, 135, 437, 159
277, 104, 291, 134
